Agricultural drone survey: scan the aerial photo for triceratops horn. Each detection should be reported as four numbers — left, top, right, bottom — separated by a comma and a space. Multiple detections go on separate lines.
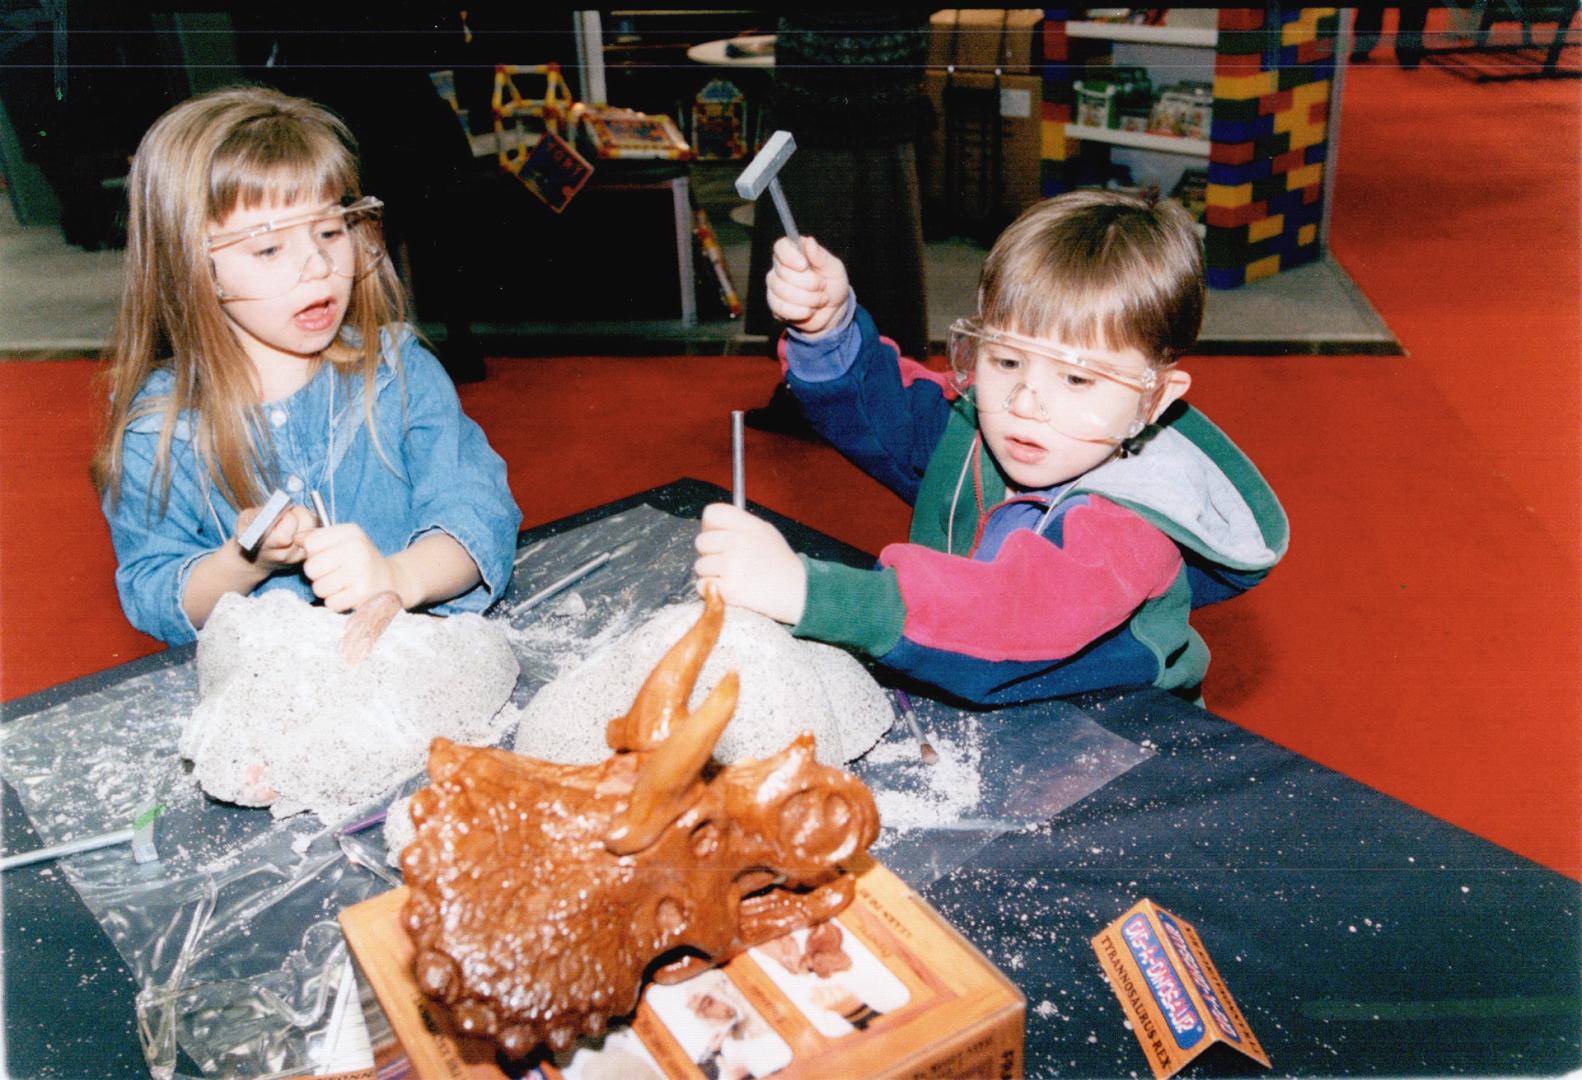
606, 586, 726, 753
605, 670, 738, 855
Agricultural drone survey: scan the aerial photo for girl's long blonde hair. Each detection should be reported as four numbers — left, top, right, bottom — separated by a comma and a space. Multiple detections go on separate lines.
91, 85, 405, 513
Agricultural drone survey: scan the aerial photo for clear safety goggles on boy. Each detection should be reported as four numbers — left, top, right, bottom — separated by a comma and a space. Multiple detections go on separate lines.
205, 196, 386, 301
946, 317, 1161, 445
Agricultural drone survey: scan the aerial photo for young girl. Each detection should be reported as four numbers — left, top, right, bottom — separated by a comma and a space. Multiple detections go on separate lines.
91, 86, 521, 646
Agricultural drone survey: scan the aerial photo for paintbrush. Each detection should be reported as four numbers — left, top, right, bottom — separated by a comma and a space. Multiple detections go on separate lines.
893, 689, 939, 765
2, 802, 165, 870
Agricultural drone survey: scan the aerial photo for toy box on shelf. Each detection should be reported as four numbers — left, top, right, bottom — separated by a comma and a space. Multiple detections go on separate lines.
927, 8, 1046, 73
921, 9, 1050, 237
691, 78, 750, 160
1072, 65, 1152, 128
1149, 81, 1213, 140
340, 855, 1026, 1080
488, 64, 593, 213
572, 105, 692, 161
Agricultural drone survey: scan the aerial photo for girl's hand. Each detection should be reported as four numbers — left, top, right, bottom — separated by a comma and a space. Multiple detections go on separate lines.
300, 523, 411, 613
693, 503, 806, 625
766, 236, 849, 339
237, 503, 317, 571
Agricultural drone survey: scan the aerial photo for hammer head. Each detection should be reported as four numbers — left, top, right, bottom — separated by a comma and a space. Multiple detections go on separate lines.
237, 488, 292, 556
734, 130, 797, 200
130, 801, 163, 864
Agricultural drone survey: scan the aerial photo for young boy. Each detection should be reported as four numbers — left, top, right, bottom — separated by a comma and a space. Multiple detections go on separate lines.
694, 191, 1288, 705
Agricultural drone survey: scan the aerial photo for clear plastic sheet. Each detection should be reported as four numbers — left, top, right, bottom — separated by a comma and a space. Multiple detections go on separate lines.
0, 656, 406, 1078
0, 505, 701, 1077
849, 695, 1155, 887
0, 503, 1152, 1075
496, 505, 706, 700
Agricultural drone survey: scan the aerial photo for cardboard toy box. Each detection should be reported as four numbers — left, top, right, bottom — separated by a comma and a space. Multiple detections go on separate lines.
926, 9, 1045, 74
340, 854, 1025, 1080
920, 69, 1044, 225
1092, 899, 1270, 1080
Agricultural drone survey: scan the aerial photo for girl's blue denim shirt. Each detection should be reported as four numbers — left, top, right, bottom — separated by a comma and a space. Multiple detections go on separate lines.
103, 325, 521, 645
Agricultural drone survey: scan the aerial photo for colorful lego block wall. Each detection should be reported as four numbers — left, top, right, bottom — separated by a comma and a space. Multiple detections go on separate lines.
1039, 10, 1076, 194
1207, 7, 1338, 287
1037, 7, 1339, 288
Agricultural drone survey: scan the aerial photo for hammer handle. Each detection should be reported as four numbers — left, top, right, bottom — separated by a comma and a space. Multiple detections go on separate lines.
767, 178, 801, 245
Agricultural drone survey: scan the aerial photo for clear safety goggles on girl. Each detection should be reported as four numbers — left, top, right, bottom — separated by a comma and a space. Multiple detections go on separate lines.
206, 196, 386, 301
946, 318, 1161, 444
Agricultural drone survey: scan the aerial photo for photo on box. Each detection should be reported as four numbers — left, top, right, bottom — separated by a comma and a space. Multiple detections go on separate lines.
555, 1026, 668, 1080
748, 919, 911, 1038
645, 968, 793, 1079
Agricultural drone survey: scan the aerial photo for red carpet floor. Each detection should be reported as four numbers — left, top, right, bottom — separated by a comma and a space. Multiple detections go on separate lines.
2, 56, 1577, 879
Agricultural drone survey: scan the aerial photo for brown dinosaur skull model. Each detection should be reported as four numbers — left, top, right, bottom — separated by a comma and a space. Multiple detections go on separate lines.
399, 588, 880, 1059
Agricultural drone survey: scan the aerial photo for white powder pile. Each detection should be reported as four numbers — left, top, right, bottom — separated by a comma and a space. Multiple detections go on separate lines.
865, 714, 986, 835
497, 591, 653, 701
381, 794, 416, 866
514, 602, 893, 767
181, 591, 520, 822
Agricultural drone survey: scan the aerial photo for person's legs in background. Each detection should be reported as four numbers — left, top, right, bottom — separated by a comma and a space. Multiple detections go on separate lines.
1350, 6, 1384, 61
1351, 6, 1430, 68
1395, 3, 1430, 69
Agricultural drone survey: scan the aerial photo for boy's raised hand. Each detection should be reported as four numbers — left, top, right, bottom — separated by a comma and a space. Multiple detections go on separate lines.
694, 503, 807, 626
766, 236, 849, 338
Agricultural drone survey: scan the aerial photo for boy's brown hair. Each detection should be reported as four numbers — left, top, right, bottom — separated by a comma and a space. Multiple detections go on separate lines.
978, 190, 1205, 366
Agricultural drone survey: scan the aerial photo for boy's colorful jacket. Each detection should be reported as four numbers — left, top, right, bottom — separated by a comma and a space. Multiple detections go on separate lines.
783, 304, 1289, 705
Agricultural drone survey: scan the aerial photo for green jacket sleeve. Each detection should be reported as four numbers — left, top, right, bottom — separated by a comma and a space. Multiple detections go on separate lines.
791, 555, 908, 657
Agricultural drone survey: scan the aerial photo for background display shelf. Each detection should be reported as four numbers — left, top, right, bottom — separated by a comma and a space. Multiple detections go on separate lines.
1062, 123, 1210, 156
1063, 20, 1218, 48
1043, 7, 1341, 288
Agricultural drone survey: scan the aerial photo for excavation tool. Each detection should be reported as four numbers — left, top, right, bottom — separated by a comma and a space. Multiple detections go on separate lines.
732, 410, 746, 509
1, 801, 164, 870
734, 130, 800, 244
238, 488, 292, 555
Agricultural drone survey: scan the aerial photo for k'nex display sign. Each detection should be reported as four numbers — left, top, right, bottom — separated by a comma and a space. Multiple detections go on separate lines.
1092, 899, 1271, 1079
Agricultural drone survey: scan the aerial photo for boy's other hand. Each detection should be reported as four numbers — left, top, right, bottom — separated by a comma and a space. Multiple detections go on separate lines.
767, 235, 849, 339
239, 503, 317, 571
300, 523, 411, 614
694, 503, 807, 625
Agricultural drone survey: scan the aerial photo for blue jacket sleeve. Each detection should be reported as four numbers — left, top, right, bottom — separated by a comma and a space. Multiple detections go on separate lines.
784, 305, 954, 506
102, 414, 220, 645
393, 337, 521, 613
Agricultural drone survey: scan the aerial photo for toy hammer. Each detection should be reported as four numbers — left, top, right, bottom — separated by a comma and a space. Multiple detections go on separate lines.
1, 801, 164, 871
735, 130, 800, 245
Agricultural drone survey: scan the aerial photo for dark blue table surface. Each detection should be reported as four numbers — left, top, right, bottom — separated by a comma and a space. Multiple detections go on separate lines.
5, 480, 1579, 1078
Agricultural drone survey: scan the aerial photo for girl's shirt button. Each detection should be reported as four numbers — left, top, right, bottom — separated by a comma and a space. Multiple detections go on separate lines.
270, 409, 287, 427
286, 475, 304, 493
